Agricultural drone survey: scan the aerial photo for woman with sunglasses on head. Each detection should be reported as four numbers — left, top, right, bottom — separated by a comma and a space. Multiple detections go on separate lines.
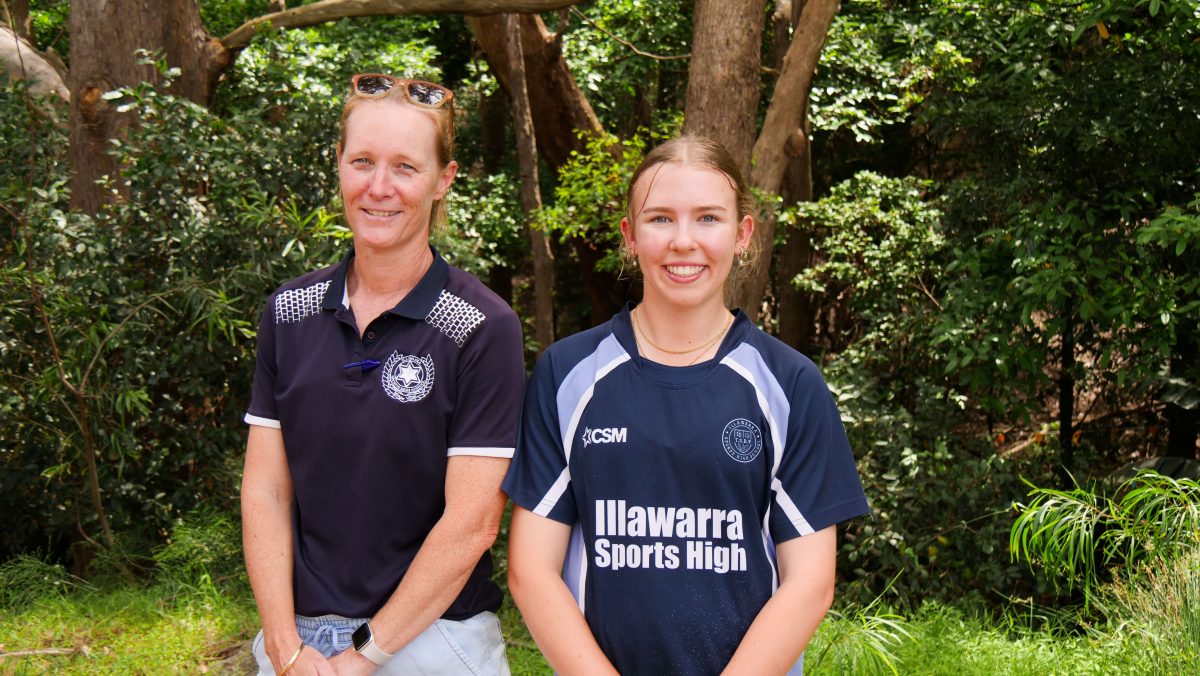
242, 75, 523, 676
503, 135, 870, 675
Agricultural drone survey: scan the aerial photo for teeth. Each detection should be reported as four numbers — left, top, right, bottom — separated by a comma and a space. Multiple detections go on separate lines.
666, 265, 704, 277
365, 209, 399, 217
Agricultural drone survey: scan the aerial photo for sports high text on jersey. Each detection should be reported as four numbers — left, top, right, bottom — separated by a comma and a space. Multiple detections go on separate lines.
503, 305, 871, 676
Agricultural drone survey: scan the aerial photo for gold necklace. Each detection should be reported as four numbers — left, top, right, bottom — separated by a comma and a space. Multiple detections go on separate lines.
632, 306, 733, 361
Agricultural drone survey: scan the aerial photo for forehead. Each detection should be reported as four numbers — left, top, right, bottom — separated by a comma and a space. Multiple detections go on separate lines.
342, 99, 441, 154
632, 162, 738, 208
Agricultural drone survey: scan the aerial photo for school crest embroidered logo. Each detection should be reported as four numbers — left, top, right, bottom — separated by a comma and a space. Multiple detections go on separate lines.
721, 418, 762, 463
381, 352, 435, 403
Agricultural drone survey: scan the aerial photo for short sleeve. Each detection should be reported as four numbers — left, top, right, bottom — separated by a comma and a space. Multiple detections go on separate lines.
244, 296, 281, 429
769, 366, 870, 541
446, 309, 526, 457
502, 352, 579, 525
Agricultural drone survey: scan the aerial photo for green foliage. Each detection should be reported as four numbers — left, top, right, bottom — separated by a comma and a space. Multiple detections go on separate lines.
807, 590, 910, 675
561, 0, 692, 132
1094, 545, 1200, 673
921, 0, 1200, 426
536, 131, 649, 273
0, 58, 345, 565
1011, 471, 1200, 595
440, 172, 524, 279
790, 171, 944, 358
0, 553, 85, 611
154, 508, 247, 596
813, 9, 972, 144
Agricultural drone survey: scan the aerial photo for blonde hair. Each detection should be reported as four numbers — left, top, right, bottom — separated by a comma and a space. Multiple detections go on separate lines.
338, 85, 457, 232
625, 134, 760, 274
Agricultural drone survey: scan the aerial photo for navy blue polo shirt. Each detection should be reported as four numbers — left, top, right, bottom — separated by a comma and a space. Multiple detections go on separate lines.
503, 305, 870, 675
246, 247, 525, 619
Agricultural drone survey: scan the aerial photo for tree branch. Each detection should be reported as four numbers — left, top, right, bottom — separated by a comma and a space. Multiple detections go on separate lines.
569, 7, 688, 61
222, 0, 580, 50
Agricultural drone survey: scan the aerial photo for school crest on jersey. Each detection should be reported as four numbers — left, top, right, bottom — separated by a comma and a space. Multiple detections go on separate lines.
381, 352, 435, 403
721, 418, 762, 463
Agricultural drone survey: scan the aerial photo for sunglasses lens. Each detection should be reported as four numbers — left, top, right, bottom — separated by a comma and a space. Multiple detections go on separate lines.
407, 82, 448, 106
356, 75, 393, 96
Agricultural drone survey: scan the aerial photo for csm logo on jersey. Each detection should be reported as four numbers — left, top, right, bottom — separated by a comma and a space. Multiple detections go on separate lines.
581, 426, 627, 447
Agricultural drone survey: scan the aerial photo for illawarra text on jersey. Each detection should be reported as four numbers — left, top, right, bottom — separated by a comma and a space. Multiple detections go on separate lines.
592, 500, 749, 574
594, 500, 745, 539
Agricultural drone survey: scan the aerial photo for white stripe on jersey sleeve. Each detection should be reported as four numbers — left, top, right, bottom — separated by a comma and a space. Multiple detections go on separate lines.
722, 344, 817, 535
532, 334, 631, 516
244, 413, 281, 429
447, 446, 514, 458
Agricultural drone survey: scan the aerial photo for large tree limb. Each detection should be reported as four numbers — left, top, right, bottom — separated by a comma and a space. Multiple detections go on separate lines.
683, 0, 767, 172
733, 0, 839, 317
467, 12, 600, 170
1, 25, 69, 100
222, 0, 579, 50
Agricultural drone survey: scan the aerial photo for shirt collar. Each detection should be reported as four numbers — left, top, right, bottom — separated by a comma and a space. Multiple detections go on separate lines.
321, 246, 449, 319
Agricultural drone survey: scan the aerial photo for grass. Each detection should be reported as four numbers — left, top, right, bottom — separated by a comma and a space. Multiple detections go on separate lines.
0, 584, 1169, 674
0, 583, 257, 674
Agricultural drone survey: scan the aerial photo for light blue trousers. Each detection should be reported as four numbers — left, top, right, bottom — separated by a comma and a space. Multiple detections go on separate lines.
252, 611, 510, 675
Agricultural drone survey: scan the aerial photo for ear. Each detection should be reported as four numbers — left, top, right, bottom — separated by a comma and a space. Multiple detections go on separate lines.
433, 160, 458, 200
736, 214, 755, 251
620, 216, 637, 256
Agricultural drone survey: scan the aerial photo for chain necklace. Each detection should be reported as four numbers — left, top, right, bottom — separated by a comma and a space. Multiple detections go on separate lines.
632, 306, 733, 364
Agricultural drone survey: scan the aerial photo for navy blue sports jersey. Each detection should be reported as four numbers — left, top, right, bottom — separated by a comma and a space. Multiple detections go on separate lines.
503, 305, 870, 676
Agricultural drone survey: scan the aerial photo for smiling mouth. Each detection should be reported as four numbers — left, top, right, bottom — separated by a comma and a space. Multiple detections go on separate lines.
665, 264, 706, 278
364, 208, 400, 217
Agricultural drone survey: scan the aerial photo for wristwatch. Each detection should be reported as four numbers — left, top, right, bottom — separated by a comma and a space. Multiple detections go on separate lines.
351, 621, 395, 666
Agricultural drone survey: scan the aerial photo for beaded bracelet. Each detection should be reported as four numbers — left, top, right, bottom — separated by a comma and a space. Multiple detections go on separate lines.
278, 643, 304, 675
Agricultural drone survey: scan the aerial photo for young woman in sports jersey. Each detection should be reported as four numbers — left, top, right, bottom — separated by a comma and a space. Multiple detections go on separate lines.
503, 135, 869, 675
242, 75, 523, 676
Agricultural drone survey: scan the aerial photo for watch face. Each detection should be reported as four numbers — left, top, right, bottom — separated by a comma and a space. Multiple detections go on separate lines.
352, 622, 372, 651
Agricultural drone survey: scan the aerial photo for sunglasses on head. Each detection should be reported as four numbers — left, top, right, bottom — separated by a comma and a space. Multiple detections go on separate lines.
350, 73, 454, 108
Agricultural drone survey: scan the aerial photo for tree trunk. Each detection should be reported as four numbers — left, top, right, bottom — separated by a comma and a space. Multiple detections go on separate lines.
67, 0, 225, 213
770, 0, 818, 349
502, 13, 555, 354
683, 0, 767, 171
470, 12, 626, 325
467, 13, 601, 170
1058, 311, 1076, 476
734, 0, 839, 321
1165, 321, 1199, 459
4, 0, 32, 40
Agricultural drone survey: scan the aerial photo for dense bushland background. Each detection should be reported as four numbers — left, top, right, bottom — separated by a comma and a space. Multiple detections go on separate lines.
2, 0, 1199, 672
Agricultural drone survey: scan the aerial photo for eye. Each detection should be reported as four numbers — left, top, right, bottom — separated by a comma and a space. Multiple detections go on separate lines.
396, 162, 416, 173
699, 214, 720, 223
649, 215, 671, 224
351, 157, 373, 167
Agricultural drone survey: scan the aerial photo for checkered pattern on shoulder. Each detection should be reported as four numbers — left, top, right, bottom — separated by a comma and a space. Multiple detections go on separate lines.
275, 281, 331, 324
425, 290, 485, 347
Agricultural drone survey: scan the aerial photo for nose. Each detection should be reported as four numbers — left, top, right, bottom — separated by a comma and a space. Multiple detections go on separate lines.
669, 221, 697, 251
366, 165, 393, 199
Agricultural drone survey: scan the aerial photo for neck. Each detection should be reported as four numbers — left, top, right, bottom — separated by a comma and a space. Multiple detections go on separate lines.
633, 298, 732, 365
350, 242, 433, 298
636, 297, 730, 346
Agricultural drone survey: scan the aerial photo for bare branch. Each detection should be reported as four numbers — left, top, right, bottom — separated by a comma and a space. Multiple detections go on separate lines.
570, 7, 688, 61
0, 647, 86, 660
222, 0, 580, 50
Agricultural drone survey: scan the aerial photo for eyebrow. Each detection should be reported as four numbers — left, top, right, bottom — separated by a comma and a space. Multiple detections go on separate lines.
639, 204, 730, 214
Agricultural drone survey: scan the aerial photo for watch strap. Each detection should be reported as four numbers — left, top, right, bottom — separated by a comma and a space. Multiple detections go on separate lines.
353, 622, 395, 666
